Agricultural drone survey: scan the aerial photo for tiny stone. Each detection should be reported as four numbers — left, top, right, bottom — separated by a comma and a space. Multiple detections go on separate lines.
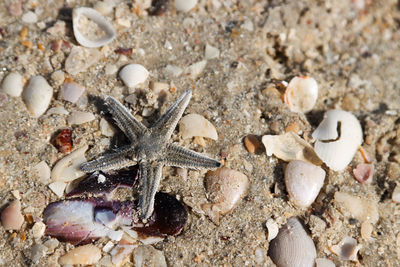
94, 1, 115, 15
125, 93, 137, 104
22, 11, 38, 24
32, 221, 46, 239
205, 44, 220, 60
50, 70, 65, 86
175, 0, 198, 12
1, 199, 24, 230
46, 107, 69, 115
0, 72, 23, 97
68, 111, 95, 125
59, 244, 101, 265
119, 64, 149, 88
244, 135, 261, 154
44, 238, 59, 253
30, 244, 47, 264
361, 221, 373, 239
60, 80, 85, 103
100, 118, 116, 137
185, 60, 207, 79
105, 64, 118, 75
65, 46, 102, 75
164, 64, 183, 77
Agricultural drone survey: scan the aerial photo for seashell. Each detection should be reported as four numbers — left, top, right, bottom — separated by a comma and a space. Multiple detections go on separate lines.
68, 111, 95, 125
100, 118, 116, 137
47, 106, 69, 115
284, 76, 318, 113
0, 72, 23, 97
133, 246, 167, 267
392, 184, 400, 202
334, 192, 378, 223
353, 163, 374, 184
312, 110, 362, 171
284, 160, 325, 208
205, 44, 220, 60
315, 258, 336, 267
202, 167, 249, 224
1, 199, 24, 230
262, 132, 322, 165
53, 128, 73, 153
185, 60, 207, 79
164, 64, 183, 77
59, 79, 85, 103
22, 11, 38, 24
32, 161, 51, 185
65, 46, 102, 75
48, 181, 67, 197
330, 236, 361, 261
119, 64, 149, 88
72, 7, 116, 48
51, 145, 88, 182
32, 221, 46, 239
111, 244, 137, 265
58, 244, 101, 265
361, 221, 373, 239
175, 0, 198, 12
22, 76, 53, 118
179, 113, 218, 140
266, 219, 279, 241
268, 217, 317, 267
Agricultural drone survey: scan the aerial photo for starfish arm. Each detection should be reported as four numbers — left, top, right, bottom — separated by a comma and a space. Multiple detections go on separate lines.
138, 161, 163, 220
80, 146, 136, 173
164, 143, 221, 169
105, 95, 148, 141
151, 90, 192, 140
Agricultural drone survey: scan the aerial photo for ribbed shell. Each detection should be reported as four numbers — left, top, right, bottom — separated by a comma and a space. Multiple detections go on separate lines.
268, 217, 316, 267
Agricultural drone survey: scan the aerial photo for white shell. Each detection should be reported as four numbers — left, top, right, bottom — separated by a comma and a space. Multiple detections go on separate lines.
330, 236, 361, 261
262, 132, 322, 165
334, 192, 378, 223
179, 113, 218, 140
32, 222, 46, 239
285, 160, 325, 208
72, 7, 116, 48
22, 76, 53, 118
59, 244, 101, 265
51, 145, 88, 182
1, 199, 24, 230
315, 258, 336, 267
132, 246, 167, 267
60, 80, 85, 103
268, 217, 317, 267
202, 168, 249, 224
1, 72, 23, 97
284, 76, 318, 113
65, 46, 102, 75
119, 64, 149, 88
312, 110, 362, 171
32, 161, 51, 185
266, 219, 279, 241
68, 111, 95, 125
185, 60, 207, 79
48, 181, 67, 197
175, 0, 198, 12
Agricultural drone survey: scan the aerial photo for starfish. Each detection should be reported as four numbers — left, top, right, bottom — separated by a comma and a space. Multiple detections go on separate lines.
81, 90, 221, 220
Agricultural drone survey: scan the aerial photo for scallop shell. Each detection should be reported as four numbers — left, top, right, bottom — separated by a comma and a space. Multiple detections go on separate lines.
284, 160, 325, 208
312, 110, 362, 171
22, 76, 53, 118
268, 217, 317, 267
72, 7, 116, 48
284, 76, 318, 113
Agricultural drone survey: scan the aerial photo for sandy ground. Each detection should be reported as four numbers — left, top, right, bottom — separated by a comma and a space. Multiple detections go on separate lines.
0, 0, 400, 266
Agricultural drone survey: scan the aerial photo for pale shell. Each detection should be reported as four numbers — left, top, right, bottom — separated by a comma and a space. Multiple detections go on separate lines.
330, 236, 361, 261
51, 145, 88, 182
60, 80, 85, 103
68, 111, 95, 125
175, 0, 198, 12
179, 113, 218, 140
315, 258, 336, 267
185, 60, 207, 79
312, 110, 362, 171
22, 76, 53, 118
268, 217, 317, 267
65, 46, 102, 75
284, 76, 318, 113
58, 244, 101, 265
1, 199, 24, 230
285, 160, 325, 208
72, 7, 116, 48
334, 192, 378, 223
119, 64, 149, 88
0, 72, 23, 97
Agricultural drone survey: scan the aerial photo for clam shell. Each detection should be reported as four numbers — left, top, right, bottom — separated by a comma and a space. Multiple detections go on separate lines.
0, 72, 23, 97
312, 110, 362, 171
268, 217, 317, 267
179, 113, 218, 140
284, 76, 318, 113
72, 7, 116, 48
22, 76, 53, 118
285, 160, 325, 208
119, 64, 149, 88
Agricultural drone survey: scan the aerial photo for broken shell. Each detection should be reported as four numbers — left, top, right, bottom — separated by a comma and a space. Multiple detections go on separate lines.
205, 44, 220, 60
268, 217, 317, 267
1, 199, 24, 230
48, 181, 67, 197
133, 246, 167, 267
334, 192, 378, 223
284, 76, 318, 113
59, 244, 101, 265
285, 160, 325, 208
111, 244, 137, 265
175, 0, 198, 12
32, 161, 51, 184
100, 118, 116, 137
179, 113, 218, 140
72, 7, 116, 48
119, 64, 149, 88
262, 132, 322, 165
202, 168, 248, 224
32, 221, 46, 239
315, 258, 335, 267
266, 219, 279, 241
353, 163, 374, 184
51, 145, 88, 182
0, 72, 23, 97
330, 236, 361, 261
65, 46, 102, 75
22, 76, 53, 118
185, 60, 207, 79
68, 111, 95, 125
59, 80, 85, 103
312, 110, 362, 171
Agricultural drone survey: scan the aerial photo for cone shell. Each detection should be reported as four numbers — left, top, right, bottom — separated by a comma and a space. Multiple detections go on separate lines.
312, 110, 362, 171
268, 217, 317, 267
285, 160, 325, 208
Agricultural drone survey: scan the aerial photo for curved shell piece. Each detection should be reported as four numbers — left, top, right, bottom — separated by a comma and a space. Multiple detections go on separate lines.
22, 76, 53, 118
312, 110, 362, 171
330, 236, 361, 261
268, 217, 317, 267
179, 113, 218, 140
72, 7, 116, 48
285, 160, 325, 208
51, 145, 88, 182
284, 76, 318, 113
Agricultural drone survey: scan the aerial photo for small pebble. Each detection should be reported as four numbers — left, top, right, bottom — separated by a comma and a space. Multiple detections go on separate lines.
44, 238, 60, 253
30, 244, 47, 264
50, 70, 65, 86
100, 118, 116, 137
60, 79, 85, 103
205, 44, 220, 60
179, 113, 218, 140
46, 107, 69, 115
32, 221, 46, 239
353, 163, 374, 184
361, 221, 373, 239
22, 76, 53, 118
119, 64, 149, 88
185, 60, 207, 79
8, 0, 22, 17
110, 245, 136, 265
132, 246, 167, 267
53, 128, 73, 153
48, 181, 66, 197
0, 72, 23, 97
59, 244, 101, 265
32, 161, 51, 184
65, 46, 102, 75
68, 111, 95, 125
175, 0, 198, 12
1, 199, 24, 230
105, 64, 118, 75
22, 11, 38, 24
244, 135, 261, 154
94, 0, 116, 15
